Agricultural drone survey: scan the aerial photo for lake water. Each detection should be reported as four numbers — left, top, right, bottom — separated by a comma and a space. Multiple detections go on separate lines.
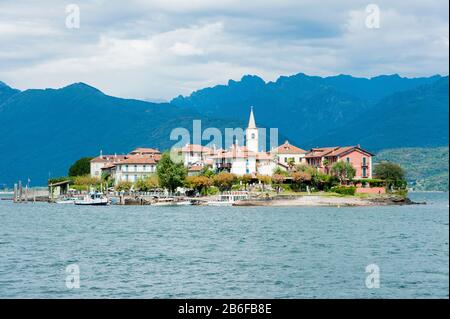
0, 192, 448, 298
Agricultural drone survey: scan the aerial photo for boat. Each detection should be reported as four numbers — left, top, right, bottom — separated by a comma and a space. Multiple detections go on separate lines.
74, 192, 108, 206
206, 191, 249, 206
56, 197, 78, 204
176, 200, 193, 206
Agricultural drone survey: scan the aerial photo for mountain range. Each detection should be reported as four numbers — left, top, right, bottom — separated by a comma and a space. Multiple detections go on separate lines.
0, 73, 448, 187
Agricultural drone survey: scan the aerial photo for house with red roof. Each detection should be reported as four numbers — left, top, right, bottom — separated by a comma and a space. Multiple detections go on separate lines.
270, 140, 307, 167
304, 145, 374, 179
90, 148, 162, 185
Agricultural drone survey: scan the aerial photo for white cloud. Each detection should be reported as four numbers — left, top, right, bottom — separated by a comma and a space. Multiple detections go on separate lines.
0, 0, 447, 99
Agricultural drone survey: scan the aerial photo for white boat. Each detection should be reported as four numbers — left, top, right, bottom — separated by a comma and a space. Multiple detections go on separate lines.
176, 200, 193, 206
56, 197, 77, 204
74, 192, 108, 206
206, 191, 249, 206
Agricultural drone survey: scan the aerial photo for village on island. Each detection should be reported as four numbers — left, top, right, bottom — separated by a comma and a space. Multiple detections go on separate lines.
13, 108, 409, 206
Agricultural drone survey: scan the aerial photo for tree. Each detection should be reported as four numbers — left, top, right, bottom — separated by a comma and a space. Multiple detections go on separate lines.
185, 175, 212, 194
331, 161, 356, 184
241, 174, 253, 189
374, 161, 407, 189
200, 166, 215, 178
272, 174, 285, 184
256, 174, 271, 191
292, 171, 311, 183
68, 157, 93, 176
116, 181, 132, 192
213, 172, 237, 191
156, 152, 187, 192
135, 175, 159, 192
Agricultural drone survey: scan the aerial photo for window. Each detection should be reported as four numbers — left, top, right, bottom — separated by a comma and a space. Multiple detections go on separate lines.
346, 157, 350, 163
284, 157, 288, 163
125, 165, 129, 172
362, 167, 367, 178
362, 157, 367, 166
125, 174, 129, 181
134, 165, 137, 171
251, 133, 255, 139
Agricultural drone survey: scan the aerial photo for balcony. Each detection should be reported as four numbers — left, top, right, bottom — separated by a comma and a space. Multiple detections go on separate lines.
216, 163, 232, 170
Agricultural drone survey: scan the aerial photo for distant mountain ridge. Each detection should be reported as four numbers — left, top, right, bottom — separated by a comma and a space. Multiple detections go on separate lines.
172, 73, 448, 150
0, 73, 448, 187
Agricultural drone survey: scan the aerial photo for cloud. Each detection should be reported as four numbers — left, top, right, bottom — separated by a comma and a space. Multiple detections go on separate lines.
0, 0, 448, 99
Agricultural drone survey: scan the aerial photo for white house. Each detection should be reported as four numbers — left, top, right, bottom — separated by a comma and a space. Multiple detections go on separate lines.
270, 140, 307, 166
110, 155, 159, 185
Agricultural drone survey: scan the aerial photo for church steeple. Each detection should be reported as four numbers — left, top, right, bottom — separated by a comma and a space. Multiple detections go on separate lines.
248, 106, 256, 129
246, 106, 259, 152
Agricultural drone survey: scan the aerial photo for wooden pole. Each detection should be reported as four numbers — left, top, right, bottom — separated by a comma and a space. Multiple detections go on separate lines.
18, 180, 22, 202
13, 183, 17, 203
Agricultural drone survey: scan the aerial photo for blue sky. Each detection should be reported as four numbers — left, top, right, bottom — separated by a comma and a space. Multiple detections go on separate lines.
0, 0, 448, 100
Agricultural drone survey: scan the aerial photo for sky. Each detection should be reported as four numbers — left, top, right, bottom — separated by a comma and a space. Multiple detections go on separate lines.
0, 0, 448, 100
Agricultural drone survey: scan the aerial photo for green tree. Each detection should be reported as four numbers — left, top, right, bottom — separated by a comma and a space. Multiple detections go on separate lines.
68, 157, 93, 176
156, 152, 187, 192
200, 166, 215, 178
116, 181, 132, 192
135, 175, 159, 192
331, 161, 356, 184
374, 161, 407, 189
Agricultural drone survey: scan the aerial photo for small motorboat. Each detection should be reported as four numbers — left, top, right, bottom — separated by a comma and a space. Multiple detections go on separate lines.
56, 197, 78, 204
74, 192, 108, 206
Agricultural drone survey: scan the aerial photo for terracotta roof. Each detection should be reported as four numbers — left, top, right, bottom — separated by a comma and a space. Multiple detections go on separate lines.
129, 147, 161, 155
90, 155, 127, 163
117, 155, 159, 165
305, 146, 373, 158
271, 141, 306, 154
180, 144, 213, 153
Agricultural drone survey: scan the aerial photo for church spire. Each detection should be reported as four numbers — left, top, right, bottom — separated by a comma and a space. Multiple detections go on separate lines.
248, 106, 256, 129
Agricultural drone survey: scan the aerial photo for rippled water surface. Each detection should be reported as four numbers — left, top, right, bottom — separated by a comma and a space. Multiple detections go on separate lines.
0, 192, 448, 298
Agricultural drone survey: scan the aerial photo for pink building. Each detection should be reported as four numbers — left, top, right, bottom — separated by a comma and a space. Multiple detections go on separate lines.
304, 145, 374, 179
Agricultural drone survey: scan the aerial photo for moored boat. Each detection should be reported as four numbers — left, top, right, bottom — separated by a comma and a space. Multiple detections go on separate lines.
56, 197, 78, 204
74, 192, 108, 206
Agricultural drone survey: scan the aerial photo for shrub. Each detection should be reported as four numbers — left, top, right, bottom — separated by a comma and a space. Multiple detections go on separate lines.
185, 175, 212, 193
74, 175, 101, 186
356, 178, 385, 187
205, 186, 219, 196
330, 186, 357, 195
213, 172, 237, 191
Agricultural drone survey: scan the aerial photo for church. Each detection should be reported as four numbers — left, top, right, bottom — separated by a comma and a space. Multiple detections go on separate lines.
180, 107, 301, 176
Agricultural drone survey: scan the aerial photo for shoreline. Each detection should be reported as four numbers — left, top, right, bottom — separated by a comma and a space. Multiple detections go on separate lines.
233, 194, 421, 207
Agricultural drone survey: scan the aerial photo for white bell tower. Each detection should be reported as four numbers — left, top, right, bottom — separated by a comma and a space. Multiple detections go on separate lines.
246, 106, 259, 152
